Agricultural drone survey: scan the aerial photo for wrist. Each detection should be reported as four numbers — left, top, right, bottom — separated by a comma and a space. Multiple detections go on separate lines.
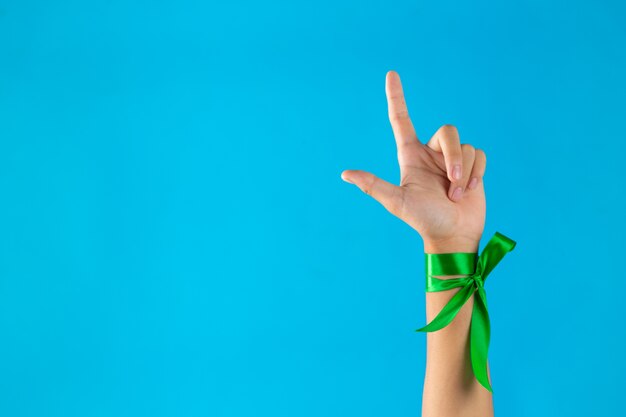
423, 236, 480, 254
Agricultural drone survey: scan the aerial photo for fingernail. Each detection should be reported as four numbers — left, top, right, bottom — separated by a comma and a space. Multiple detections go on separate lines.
468, 177, 478, 189
341, 174, 354, 184
452, 164, 462, 180
452, 186, 463, 201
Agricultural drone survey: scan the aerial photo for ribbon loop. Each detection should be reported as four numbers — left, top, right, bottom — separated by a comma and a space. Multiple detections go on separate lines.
416, 231, 516, 392
477, 232, 516, 281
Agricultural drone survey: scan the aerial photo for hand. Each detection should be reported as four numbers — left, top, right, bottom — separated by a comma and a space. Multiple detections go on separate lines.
341, 71, 487, 253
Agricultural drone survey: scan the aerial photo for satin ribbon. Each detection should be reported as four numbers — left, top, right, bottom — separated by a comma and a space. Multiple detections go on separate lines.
416, 232, 516, 392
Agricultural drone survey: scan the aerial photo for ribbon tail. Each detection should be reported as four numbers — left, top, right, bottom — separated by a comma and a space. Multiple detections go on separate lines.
470, 287, 492, 392
416, 283, 475, 333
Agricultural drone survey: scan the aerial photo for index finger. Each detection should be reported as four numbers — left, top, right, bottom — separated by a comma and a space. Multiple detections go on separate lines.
386, 71, 420, 147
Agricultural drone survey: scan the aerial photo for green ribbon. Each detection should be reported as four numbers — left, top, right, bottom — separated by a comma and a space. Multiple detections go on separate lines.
416, 232, 516, 392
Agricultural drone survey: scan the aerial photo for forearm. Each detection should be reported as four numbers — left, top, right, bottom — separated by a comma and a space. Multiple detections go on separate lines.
342, 72, 496, 416
422, 238, 494, 417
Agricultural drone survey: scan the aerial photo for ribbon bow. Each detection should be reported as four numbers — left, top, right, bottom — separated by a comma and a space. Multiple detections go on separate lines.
416, 232, 516, 392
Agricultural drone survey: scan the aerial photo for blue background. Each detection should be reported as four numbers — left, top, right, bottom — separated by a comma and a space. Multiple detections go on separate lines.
1, 1, 625, 416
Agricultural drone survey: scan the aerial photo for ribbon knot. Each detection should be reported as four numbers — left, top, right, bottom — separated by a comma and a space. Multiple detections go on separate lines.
471, 273, 484, 288
416, 232, 516, 392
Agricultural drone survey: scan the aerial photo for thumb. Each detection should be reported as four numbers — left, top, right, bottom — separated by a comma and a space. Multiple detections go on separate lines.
341, 169, 404, 216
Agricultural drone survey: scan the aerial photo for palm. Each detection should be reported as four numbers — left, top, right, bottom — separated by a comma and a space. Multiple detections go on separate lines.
342, 71, 487, 248
397, 145, 485, 244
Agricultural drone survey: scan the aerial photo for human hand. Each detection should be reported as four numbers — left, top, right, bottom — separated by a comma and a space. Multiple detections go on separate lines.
341, 71, 487, 253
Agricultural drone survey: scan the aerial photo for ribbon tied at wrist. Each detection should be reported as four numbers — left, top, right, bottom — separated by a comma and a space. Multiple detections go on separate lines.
417, 231, 516, 392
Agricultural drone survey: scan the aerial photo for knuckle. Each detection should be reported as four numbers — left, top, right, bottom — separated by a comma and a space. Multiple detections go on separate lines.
461, 143, 475, 153
474, 149, 487, 173
476, 149, 487, 163
389, 109, 410, 121
461, 143, 476, 159
363, 175, 377, 195
440, 124, 458, 134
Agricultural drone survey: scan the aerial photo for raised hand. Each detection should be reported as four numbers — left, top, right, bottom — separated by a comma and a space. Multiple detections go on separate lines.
341, 71, 487, 253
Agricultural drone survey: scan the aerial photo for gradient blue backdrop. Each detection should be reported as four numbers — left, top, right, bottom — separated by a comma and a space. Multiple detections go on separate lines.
1, 1, 625, 416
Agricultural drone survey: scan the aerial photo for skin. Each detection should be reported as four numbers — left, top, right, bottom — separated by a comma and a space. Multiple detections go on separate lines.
341, 71, 493, 417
